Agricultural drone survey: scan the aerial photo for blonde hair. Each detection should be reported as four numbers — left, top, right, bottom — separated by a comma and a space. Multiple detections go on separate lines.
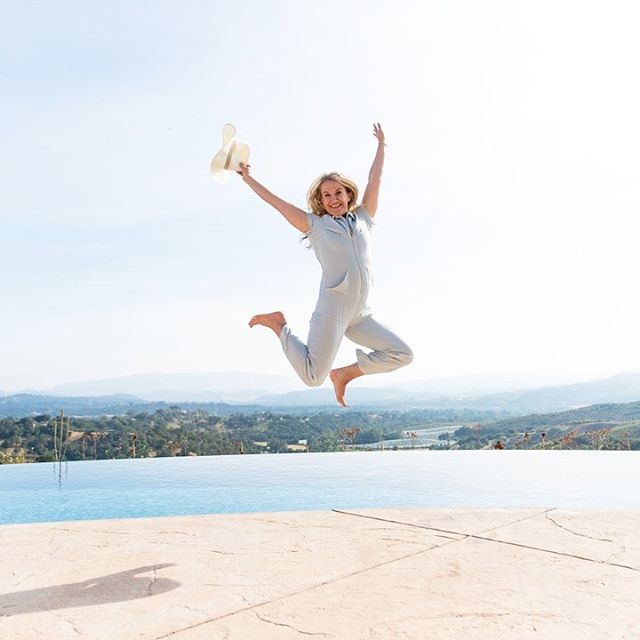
307, 172, 359, 217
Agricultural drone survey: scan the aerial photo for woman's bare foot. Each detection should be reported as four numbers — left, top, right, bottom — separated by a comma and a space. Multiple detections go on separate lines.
329, 363, 364, 407
248, 311, 286, 336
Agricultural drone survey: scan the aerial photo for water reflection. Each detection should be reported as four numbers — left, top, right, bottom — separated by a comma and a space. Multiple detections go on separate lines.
53, 460, 69, 487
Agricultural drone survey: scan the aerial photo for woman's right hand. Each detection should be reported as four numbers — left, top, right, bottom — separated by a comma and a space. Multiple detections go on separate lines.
237, 162, 251, 181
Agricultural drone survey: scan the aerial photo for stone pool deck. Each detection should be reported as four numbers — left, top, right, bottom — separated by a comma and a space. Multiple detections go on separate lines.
1, 508, 639, 639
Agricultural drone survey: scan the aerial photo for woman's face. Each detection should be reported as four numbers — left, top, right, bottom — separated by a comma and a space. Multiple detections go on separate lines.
320, 179, 350, 217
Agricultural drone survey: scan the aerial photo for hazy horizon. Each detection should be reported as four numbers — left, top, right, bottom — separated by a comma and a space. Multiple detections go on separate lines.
3, 366, 639, 398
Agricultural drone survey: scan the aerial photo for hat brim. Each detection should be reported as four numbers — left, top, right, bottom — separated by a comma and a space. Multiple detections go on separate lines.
210, 141, 250, 176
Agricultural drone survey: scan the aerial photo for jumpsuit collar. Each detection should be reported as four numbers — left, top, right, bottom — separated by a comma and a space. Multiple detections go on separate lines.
329, 212, 356, 235
327, 211, 356, 222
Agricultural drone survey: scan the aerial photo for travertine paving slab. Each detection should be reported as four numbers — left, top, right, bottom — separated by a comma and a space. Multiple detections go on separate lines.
337, 507, 549, 536
168, 533, 640, 640
0, 510, 460, 640
2, 509, 638, 640
479, 509, 640, 570
339, 507, 640, 569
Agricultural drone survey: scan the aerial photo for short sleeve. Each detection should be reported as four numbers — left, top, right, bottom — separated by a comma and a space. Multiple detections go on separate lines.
305, 211, 316, 233
354, 204, 374, 229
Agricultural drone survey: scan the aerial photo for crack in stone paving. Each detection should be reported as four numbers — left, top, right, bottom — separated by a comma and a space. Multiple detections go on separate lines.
379, 536, 428, 546
155, 509, 639, 639
604, 544, 629, 565
331, 509, 640, 573
50, 611, 89, 637
155, 545, 431, 638
476, 508, 557, 536
544, 512, 613, 542
254, 611, 333, 637
67, 618, 88, 637
146, 566, 159, 596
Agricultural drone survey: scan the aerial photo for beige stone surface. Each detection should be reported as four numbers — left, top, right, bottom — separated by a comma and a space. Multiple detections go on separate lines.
342, 507, 640, 570
1, 508, 638, 639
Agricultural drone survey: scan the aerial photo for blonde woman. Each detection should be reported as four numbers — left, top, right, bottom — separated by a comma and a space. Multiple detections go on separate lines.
240, 123, 412, 406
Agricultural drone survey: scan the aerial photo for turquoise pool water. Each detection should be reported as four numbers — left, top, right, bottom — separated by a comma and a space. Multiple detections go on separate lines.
1, 450, 639, 525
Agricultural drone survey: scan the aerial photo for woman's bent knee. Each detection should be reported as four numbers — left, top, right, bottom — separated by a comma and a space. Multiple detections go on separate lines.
396, 345, 414, 368
300, 368, 329, 387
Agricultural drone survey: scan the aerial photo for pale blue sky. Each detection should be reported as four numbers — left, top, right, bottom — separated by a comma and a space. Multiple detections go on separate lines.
2, 0, 640, 391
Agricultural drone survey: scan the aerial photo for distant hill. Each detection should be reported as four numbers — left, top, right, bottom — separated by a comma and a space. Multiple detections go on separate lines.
4, 371, 640, 416
252, 372, 640, 412
253, 386, 411, 406
0, 392, 307, 418
43, 372, 299, 402
487, 399, 640, 432
450, 372, 640, 412
452, 398, 640, 450
0, 393, 153, 418
0, 392, 506, 423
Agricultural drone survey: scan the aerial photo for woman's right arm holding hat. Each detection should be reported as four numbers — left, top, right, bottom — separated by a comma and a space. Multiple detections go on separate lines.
238, 163, 309, 233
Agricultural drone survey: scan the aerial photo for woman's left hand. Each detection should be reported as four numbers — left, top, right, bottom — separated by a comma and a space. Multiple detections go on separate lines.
372, 122, 385, 145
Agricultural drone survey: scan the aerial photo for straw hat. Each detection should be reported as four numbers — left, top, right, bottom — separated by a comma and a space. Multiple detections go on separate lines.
210, 123, 250, 183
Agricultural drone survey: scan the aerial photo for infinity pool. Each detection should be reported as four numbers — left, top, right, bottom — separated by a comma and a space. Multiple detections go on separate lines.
1, 450, 639, 525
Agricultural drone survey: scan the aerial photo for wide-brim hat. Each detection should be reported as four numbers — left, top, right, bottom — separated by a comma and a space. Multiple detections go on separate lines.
210, 123, 250, 183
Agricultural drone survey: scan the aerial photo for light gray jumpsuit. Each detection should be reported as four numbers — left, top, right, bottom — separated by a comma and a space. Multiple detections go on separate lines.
279, 205, 413, 387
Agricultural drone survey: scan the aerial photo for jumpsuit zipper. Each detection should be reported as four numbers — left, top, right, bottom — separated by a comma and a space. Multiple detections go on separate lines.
348, 223, 365, 297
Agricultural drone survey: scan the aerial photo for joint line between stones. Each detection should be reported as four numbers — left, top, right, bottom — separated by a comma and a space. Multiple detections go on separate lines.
331, 509, 639, 573
155, 546, 430, 639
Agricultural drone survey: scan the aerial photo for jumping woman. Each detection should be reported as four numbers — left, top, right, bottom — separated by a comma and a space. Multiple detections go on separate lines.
240, 123, 413, 406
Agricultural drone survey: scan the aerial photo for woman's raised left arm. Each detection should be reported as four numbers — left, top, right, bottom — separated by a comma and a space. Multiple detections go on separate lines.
362, 122, 386, 218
